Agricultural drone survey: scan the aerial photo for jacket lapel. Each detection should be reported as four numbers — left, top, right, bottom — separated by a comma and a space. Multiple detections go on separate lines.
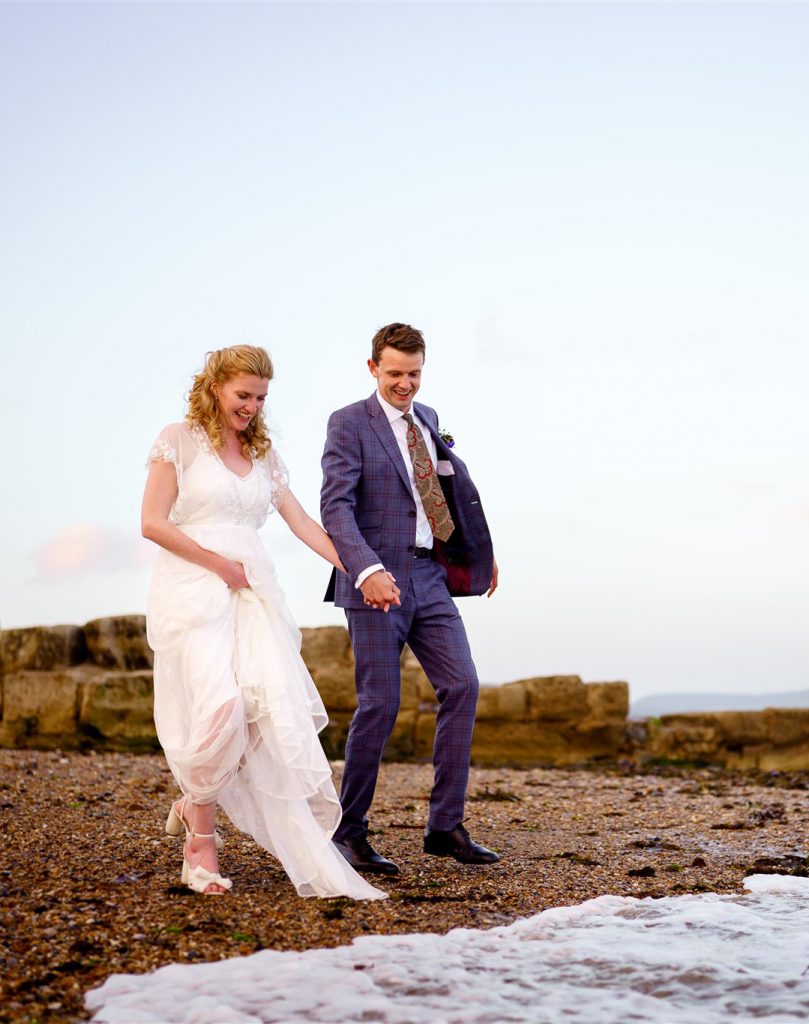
366, 393, 413, 496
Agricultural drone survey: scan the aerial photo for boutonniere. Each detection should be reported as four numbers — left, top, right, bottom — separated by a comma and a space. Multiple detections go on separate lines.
438, 428, 455, 448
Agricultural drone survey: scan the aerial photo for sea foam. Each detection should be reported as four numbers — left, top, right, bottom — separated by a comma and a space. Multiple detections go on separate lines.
86, 875, 809, 1023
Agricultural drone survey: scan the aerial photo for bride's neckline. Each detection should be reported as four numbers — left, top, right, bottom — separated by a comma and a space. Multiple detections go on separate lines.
217, 453, 255, 480
191, 423, 255, 479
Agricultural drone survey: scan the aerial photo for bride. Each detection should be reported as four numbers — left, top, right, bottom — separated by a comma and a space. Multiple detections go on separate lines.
141, 344, 387, 900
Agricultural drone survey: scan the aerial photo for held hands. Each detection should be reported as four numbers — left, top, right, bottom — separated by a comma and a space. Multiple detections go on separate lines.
218, 558, 250, 590
360, 570, 401, 613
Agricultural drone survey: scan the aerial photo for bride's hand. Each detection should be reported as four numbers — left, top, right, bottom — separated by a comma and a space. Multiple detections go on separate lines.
218, 559, 250, 590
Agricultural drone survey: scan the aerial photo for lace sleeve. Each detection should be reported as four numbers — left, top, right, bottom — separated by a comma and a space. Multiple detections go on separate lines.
267, 446, 290, 512
145, 423, 186, 500
146, 437, 178, 469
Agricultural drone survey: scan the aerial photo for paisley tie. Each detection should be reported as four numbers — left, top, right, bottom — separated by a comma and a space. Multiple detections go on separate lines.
402, 413, 455, 542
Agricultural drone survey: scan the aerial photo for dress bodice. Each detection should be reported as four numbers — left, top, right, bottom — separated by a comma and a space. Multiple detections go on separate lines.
147, 422, 289, 529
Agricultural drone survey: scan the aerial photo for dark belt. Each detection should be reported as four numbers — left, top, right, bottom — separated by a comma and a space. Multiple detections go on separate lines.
413, 547, 433, 559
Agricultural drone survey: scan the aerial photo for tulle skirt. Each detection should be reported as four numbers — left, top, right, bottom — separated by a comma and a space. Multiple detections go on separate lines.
147, 523, 385, 900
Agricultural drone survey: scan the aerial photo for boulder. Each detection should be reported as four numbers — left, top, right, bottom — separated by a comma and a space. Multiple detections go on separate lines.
759, 708, 809, 749
83, 616, 153, 671
572, 721, 628, 759
471, 720, 573, 765
301, 626, 357, 712
642, 716, 721, 764
0, 666, 160, 751
0, 669, 82, 746
0, 625, 87, 674
300, 626, 354, 667
522, 675, 588, 723
584, 682, 629, 723
640, 708, 809, 770
77, 671, 158, 749
476, 681, 527, 721
307, 665, 358, 713
470, 718, 626, 767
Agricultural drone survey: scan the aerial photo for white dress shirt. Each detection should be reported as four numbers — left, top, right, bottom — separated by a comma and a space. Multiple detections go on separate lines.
355, 390, 439, 588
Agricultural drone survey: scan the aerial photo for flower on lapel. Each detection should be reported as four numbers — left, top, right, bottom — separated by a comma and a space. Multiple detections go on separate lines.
438, 428, 455, 448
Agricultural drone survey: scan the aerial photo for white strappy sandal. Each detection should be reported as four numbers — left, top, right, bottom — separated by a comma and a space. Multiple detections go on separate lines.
181, 833, 233, 895
164, 798, 232, 895
165, 798, 224, 850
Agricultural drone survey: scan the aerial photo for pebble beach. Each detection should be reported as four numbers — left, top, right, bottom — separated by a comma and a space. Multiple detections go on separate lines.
1, 750, 807, 1023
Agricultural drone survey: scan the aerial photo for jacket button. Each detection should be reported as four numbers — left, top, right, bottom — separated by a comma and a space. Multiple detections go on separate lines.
408, 510, 416, 518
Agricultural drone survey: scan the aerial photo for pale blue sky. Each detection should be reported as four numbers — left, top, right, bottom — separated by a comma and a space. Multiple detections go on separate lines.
1, 2, 806, 699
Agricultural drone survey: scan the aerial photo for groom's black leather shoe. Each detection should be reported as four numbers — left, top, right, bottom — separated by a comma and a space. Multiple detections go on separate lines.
424, 824, 500, 864
334, 835, 400, 876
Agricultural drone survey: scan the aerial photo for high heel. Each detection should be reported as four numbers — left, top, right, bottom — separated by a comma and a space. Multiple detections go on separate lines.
166, 799, 223, 850
182, 832, 233, 895
165, 803, 184, 836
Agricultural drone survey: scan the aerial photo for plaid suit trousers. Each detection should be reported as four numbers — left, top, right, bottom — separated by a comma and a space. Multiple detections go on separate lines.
335, 557, 480, 840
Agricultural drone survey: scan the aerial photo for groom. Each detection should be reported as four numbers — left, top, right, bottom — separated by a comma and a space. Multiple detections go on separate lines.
321, 322, 500, 875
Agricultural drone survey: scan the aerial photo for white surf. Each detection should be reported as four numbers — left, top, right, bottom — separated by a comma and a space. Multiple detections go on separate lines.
86, 874, 809, 1023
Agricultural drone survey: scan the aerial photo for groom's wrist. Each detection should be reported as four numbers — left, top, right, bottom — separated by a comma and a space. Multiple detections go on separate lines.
355, 563, 384, 589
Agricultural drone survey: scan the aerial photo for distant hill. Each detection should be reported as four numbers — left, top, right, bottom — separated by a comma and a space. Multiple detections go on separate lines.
631, 689, 809, 718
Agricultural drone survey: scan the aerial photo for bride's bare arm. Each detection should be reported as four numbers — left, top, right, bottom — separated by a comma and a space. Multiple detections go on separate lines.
278, 488, 346, 572
141, 461, 249, 589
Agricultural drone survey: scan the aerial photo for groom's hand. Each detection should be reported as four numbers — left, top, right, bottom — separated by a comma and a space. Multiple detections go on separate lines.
486, 557, 499, 598
360, 570, 401, 613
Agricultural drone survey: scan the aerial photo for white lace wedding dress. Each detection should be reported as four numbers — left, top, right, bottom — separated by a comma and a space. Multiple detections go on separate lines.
146, 421, 385, 900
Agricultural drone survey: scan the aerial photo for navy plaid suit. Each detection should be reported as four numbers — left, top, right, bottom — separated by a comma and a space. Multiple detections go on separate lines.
321, 393, 494, 838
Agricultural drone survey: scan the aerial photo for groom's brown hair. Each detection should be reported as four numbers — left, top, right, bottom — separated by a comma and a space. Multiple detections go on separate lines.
371, 323, 426, 364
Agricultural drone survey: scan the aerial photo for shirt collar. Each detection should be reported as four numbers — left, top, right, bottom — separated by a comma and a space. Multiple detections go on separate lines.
375, 389, 417, 424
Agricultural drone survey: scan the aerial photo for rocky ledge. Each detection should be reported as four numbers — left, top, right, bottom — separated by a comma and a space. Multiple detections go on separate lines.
1, 617, 807, 769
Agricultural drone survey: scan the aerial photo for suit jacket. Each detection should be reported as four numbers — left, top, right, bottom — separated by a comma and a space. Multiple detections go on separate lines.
321, 393, 494, 609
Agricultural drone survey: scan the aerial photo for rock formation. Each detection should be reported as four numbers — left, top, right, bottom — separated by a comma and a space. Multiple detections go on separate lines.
2, 617, 806, 768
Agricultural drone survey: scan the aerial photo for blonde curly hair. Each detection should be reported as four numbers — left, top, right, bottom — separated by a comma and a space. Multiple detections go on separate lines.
187, 345, 274, 459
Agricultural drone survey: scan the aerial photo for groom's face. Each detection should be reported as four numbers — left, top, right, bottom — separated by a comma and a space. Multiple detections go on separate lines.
368, 347, 424, 412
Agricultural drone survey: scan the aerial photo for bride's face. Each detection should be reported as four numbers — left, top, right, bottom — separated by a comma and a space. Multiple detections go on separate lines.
213, 374, 269, 434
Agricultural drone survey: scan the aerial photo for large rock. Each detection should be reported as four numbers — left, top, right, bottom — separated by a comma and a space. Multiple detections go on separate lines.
470, 680, 628, 764
0, 669, 82, 746
584, 681, 629, 723
84, 616, 153, 671
0, 625, 87, 674
0, 666, 159, 751
471, 720, 576, 765
643, 708, 809, 770
301, 626, 357, 712
300, 625, 354, 667
522, 676, 589, 723
77, 671, 157, 749
571, 721, 628, 759
476, 681, 528, 721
